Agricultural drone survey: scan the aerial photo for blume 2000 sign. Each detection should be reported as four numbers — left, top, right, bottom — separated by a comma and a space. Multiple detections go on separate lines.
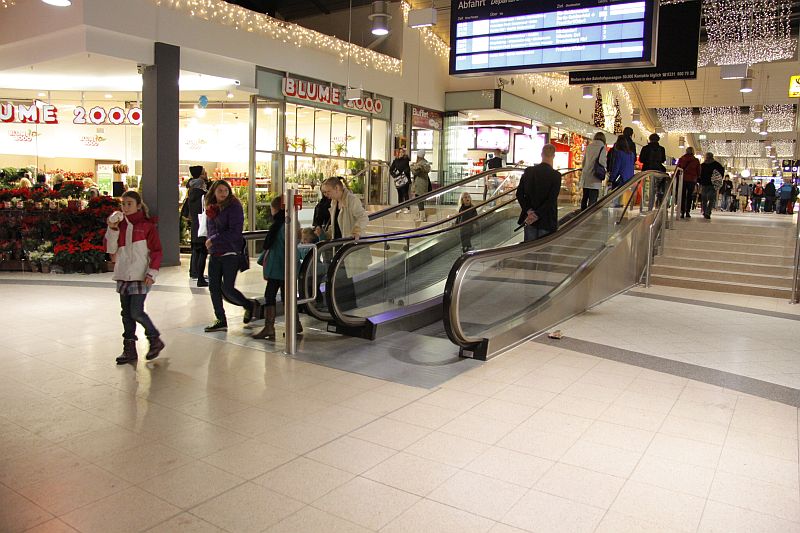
74, 106, 142, 126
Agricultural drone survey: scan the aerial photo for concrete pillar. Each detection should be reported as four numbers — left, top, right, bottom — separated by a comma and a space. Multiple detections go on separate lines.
142, 42, 180, 266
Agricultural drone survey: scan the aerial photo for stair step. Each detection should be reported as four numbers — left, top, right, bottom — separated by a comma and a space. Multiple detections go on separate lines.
649, 265, 794, 288
668, 228, 792, 246
665, 236, 793, 255
650, 274, 792, 299
661, 246, 794, 266
653, 256, 794, 277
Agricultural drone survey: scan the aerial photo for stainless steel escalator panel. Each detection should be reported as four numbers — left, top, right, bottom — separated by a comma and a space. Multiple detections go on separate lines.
444, 171, 673, 361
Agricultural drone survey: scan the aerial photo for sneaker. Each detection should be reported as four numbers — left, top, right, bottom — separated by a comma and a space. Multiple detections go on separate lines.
196, 277, 208, 287
243, 299, 259, 324
204, 320, 228, 332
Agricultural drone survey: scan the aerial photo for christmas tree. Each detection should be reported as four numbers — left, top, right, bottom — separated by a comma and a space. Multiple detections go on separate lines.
593, 88, 604, 128
613, 98, 622, 135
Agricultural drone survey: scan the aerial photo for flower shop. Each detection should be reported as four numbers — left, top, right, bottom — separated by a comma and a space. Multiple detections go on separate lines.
0, 171, 119, 274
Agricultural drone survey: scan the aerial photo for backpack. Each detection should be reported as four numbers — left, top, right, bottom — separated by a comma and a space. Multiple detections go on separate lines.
754, 184, 763, 195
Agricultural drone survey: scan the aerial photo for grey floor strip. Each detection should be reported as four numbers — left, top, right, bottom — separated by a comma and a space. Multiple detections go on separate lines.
0, 278, 211, 295
627, 290, 800, 322
535, 335, 800, 407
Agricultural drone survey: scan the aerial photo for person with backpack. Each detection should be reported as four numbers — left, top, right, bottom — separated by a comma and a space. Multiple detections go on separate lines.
181, 165, 209, 287
389, 148, 412, 210
751, 181, 764, 212
579, 132, 608, 210
410, 150, 432, 221
699, 152, 725, 219
640, 133, 667, 208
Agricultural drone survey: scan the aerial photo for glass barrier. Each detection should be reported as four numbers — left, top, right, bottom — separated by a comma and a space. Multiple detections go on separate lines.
445, 172, 665, 348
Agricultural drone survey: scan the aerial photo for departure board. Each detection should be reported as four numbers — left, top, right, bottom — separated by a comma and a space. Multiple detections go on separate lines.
450, 0, 659, 76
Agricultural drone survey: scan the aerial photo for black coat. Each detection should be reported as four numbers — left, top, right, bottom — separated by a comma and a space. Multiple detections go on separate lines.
516, 163, 562, 233
185, 186, 206, 243
389, 156, 411, 182
764, 181, 777, 198
639, 142, 666, 172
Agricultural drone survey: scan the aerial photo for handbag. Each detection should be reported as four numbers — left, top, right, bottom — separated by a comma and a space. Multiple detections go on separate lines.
394, 174, 409, 187
711, 169, 724, 191
197, 195, 208, 238
238, 239, 250, 272
593, 156, 606, 181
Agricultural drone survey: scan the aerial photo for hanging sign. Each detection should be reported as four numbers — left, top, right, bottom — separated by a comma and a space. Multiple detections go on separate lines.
281, 77, 383, 114
788, 76, 800, 98
0, 102, 58, 124
410, 105, 443, 130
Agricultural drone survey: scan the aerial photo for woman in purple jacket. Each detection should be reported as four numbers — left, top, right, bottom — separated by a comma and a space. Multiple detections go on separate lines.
203, 180, 256, 332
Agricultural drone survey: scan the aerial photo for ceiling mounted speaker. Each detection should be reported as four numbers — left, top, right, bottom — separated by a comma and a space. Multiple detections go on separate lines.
581, 85, 593, 99
632, 109, 641, 124
408, 7, 436, 28
720, 64, 749, 80
369, 1, 392, 36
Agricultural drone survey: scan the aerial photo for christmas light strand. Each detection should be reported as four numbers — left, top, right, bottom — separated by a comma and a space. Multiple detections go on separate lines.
1, 0, 15, 7
401, 2, 449, 59
153, 0, 402, 74
700, 0, 795, 66
656, 105, 796, 134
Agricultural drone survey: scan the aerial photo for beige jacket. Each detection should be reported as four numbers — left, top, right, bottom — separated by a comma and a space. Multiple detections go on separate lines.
328, 188, 369, 238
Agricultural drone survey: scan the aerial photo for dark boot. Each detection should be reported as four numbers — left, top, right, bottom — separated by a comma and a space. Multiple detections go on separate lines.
115, 339, 138, 365
145, 336, 165, 361
252, 305, 276, 340
297, 314, 304, 334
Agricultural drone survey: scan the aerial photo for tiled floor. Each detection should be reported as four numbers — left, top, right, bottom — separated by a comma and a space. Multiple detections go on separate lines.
1, 265, 800, 532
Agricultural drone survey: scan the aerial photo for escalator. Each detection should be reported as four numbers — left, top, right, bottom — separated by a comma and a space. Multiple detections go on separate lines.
302, 168, 584, 339
443, 170, 672, 360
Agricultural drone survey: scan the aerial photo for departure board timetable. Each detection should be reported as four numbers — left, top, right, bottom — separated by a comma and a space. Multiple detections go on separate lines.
450, 0, 659, 76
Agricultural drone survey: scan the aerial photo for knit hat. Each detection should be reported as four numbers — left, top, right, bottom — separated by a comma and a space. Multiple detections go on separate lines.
189, 165, 204, 179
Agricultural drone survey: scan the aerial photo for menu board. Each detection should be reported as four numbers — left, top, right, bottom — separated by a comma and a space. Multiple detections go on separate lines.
450, 0, 658, 76
476, 128, 510, 151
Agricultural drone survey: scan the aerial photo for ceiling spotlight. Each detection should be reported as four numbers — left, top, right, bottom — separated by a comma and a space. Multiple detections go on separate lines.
581, 85, 593, 99
37, 92, 46, 97
759, 122, 768, 136
741, 168, 751, 178
554, 120, 563, 125
740, 78, 753, 93
752, 104, 764, 123
408, 7, 436, 28
226, 90, 234, 99
41, 0, 71, 5
631, 109, 641, 124
104, 93, 112, 99
678, 136, 686, 149
369, 1, 392, 36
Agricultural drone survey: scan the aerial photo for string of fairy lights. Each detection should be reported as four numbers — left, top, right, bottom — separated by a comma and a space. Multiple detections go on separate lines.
1, 0, 15, 7
401, 2, 449, 59
656, 105, 796, 134
152, 0, 402, 74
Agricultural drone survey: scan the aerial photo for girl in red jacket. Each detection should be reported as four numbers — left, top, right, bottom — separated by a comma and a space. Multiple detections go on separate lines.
105, 191, 165, 364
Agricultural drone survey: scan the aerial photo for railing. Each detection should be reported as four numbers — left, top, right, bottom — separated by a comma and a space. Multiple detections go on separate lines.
792, 211, 800, 303
644, 168, 682, 287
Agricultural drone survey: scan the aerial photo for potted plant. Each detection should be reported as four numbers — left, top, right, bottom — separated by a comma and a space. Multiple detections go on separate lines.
332, 141, 347, 156
296, 138, 313, 153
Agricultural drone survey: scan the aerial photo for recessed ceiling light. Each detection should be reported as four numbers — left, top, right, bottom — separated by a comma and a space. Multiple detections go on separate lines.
104, 93, 113, 99
37, 92, 46, 97
554, 121, 563, 125
42, 0, 72, 6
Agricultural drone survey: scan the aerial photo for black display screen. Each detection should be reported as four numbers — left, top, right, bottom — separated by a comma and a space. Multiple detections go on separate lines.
449, 0, 659, 76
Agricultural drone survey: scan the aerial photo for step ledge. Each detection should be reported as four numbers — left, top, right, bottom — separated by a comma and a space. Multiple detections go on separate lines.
650, 274, 793, 291
650, 266, 792, 281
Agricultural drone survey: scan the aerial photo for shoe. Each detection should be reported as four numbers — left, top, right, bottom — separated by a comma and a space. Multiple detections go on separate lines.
685, 213, 691, 218
115, 339, 138, 365
252, 306, 276, 340
204, 320, 228, 332
196, 277, 208, 287
145, 336, 165, 360
243, 299, 260, 324
680, 214, 685, 219
704, 214, 711, 219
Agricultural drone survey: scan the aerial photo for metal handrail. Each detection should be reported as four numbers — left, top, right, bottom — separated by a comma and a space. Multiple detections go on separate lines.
644, 169, 681, 287
443, 170, 667, 349
323, 169, 583, 328
791, 210, 800, 303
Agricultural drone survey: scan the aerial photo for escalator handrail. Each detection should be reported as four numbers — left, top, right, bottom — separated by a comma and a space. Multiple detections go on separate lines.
324, 169, 583, 328
442, 170, 669, 349
243, 165, 537, 242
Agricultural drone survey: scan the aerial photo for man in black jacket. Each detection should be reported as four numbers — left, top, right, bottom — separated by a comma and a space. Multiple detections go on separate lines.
182, 165, 209, 286
640, 133, 667, 208
516, 144, 562, 241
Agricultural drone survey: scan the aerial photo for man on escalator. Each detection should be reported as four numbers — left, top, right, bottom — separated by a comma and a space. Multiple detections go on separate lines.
517, 144, 562, 242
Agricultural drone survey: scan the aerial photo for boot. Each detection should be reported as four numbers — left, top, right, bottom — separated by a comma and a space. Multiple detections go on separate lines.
115, 339, 138, 365
251, 305, 276, 340
145, 336, 165, 361
297, 314, 304, 334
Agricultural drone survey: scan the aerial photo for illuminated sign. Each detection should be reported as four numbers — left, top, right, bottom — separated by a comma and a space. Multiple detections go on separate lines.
281, 77, 383, 114
450, 0, 659, 76
0, 102, 142, 125
789, 76, 800, 98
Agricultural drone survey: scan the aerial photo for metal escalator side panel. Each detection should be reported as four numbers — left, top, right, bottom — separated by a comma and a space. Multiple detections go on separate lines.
443, 170, 671, 359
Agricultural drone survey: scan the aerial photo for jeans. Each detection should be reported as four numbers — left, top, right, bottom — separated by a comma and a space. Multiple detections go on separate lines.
396, 184, 410, 204
580, 188, 599, 210
209, 254, 251, 322
681, 182, 696, 216
722, 194, 732, 211
189, 241, 208, 279
524, 225, 551, 242
752, 197, 762, 212
764, 197, 775, 213
120, 293, 159, 340
700, 185, 716, 217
